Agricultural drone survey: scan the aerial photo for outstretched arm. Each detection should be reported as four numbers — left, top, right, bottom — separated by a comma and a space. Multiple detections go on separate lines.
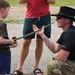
33, 25, 70, 61
18, 0, 27, 4
32, 24, 60, 53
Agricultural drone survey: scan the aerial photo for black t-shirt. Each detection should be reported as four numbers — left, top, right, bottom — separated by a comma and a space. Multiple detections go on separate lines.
0, 20, 10, 53
57, 25, 75, 60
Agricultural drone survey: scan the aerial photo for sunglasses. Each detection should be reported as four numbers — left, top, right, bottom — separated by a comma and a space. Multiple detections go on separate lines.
56, 16, 63, 20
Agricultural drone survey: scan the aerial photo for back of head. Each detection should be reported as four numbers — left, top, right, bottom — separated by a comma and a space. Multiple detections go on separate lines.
0, 0, 10, 9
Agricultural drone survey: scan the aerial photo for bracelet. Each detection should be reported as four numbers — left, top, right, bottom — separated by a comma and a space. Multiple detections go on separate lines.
9, 39, 13, 44
52, 57, 55, 60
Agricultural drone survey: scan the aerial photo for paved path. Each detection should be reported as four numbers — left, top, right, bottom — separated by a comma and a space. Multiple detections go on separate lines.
7, 6, 75, 74
7, 22, 62, 74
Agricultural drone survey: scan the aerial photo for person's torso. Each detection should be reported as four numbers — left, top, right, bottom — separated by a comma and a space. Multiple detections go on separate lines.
57, 25, 75, 60
26, 0, 50, 18
0, 20, 10, 53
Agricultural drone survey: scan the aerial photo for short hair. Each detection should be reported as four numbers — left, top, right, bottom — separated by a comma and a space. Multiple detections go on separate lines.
0, 0, 10, 9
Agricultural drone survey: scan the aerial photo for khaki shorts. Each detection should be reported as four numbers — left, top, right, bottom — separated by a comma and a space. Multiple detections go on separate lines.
44, 60, 75, 75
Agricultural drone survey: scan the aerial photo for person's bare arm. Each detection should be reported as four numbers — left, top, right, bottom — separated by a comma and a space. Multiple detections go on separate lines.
32, 24, 61, 53
40, 34, 61, 53
54, 50, 70, 61
18, 0, 27, 4
0, 36, 14, 45
46, 0, 56, 4
41, 34, 70, 61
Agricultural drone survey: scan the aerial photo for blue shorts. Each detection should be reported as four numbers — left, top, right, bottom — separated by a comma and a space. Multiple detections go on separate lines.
23, 13, 51, 39
0, 52, 11, 74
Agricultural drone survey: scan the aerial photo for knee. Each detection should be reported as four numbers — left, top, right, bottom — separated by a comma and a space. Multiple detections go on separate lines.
23, 40, 31, 47
47, 60, 56, 72
47, 60, 63, 75
36, 38, 43, 46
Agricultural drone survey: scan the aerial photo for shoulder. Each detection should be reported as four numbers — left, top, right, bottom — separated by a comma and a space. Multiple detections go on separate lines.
65, 26, 75, 38
0, 20, 6, 27
67, 26, 75, 34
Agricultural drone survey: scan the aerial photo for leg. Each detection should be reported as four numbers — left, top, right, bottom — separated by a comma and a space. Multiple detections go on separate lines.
34, 38, 43, 68
34, 13, 51, 69
0, 53, 11, 74
44, 60, 63, 75
17, 39, 31, 72
60, 60, 75, 75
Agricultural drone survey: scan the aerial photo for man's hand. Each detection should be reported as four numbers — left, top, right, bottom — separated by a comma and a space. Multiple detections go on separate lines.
32, 24, 44, 36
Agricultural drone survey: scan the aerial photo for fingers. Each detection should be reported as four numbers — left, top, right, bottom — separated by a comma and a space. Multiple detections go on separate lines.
9, 36, 18, 48
33, 24, 39, 32
12, 36, 17, 43
33, 24, 44, 32
9, 42, 18, 48
42, 26, 44, 30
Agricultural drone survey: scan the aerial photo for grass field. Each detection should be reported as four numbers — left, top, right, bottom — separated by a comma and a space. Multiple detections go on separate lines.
7, 0, 75, 6
5, 0, 75, 23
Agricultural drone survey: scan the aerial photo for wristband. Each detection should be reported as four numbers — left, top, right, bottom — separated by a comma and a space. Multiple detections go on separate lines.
9, 39, 13, 44
52, 57, 55, 60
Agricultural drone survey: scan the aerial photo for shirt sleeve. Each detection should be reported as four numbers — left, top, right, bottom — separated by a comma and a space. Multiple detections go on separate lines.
57, 32, 65, 45
58, 31, 75, 52
0, 23, 8, 38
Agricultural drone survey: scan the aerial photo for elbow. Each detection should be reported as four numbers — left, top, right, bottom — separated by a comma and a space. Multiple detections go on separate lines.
53, 0, 56, 4
18, 0, 23, 4
52, 2, 56, 4
51, 1, 56, 4
18, 1, 21, 4
18, 1, 22, 4
0, 37, 2, 44
53, 52, 56, 53
52, 50, 57, 53
47, 0, 56, 4
52, 51, 57, 53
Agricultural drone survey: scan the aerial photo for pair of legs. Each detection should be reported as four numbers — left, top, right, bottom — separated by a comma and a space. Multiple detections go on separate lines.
17, 13, 51, 73
17, 38, 43, 72
12, 13, 51, 74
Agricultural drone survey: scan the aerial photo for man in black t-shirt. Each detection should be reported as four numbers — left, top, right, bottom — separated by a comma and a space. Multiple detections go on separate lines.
33, 6, 75, 75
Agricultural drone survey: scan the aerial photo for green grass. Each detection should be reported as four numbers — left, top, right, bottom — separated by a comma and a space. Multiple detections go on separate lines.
7, 0, 75, 6
3, 18, 24, 24
55, 0, 75, 6
7, 0, 25, 6
6, 0, 75, 24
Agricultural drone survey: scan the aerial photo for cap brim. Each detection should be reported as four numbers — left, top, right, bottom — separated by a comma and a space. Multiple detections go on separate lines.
51, 13, 66, 16
51, 13, 58, 16
51, 13, 75, 22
